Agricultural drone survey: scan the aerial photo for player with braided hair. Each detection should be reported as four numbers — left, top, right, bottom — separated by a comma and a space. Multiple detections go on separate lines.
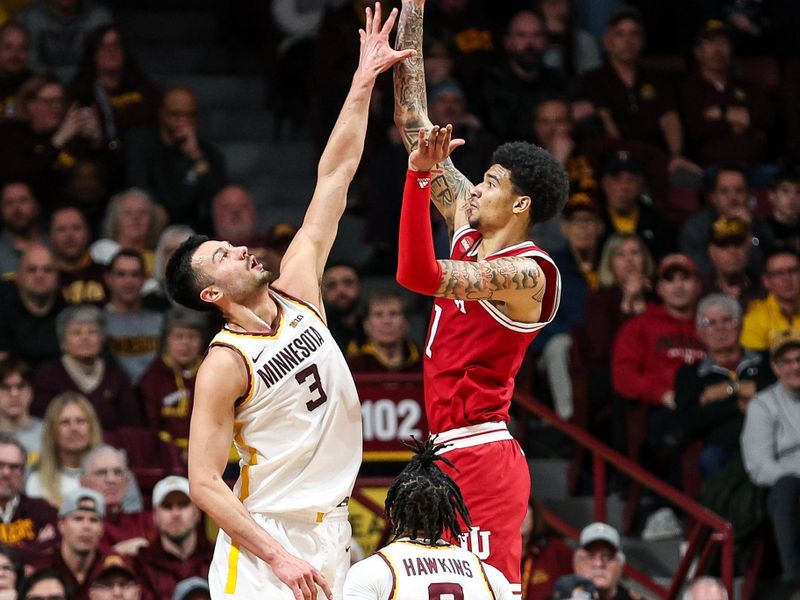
343, 437, 512, 599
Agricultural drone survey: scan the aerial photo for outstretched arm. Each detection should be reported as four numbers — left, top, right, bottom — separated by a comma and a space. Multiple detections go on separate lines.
278, 3, 415, 307
397, 126, 545, 320
393, 0, 473, 236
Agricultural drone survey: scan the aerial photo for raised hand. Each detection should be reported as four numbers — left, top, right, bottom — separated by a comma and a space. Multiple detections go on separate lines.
357, 2, 417, 80
408, 124, 465, 172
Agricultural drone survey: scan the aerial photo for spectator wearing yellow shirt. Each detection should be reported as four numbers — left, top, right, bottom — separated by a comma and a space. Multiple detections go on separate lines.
741, 248, 800, 351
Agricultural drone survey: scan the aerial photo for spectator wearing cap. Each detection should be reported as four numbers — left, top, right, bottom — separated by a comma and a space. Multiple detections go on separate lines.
582, 8, 701, 181
0, 432, 58, 566
599, 150, 675, 262
764, 168, 800, 252
679, 20, 774, 169
80, 445, 151, 556
34, 487, 105, 596
86, 552, 143, 600
741, 248, 800, 352
612, 254, 705, 446
136, 476, 211, 600
481, 9, 571, 141
704, 217, 761, 308
549, 574, 599, 600
0, 244, 64, 367
50, 207, 107, 307
741, 329, 800, 581
675, 294, 773, 480
679, 164, 773, 277
171, 576, 209, 600
532, 192, 604, 419
572, 523, 640, 600
139, 308, 207, 460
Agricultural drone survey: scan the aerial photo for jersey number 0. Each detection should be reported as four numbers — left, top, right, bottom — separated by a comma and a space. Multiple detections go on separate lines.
428, 583, 464, 600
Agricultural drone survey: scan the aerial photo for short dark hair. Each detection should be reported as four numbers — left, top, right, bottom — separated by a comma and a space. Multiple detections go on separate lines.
0, 358, 30, 384
709, 162, 748, 190
363, 288, 408, 319
165, 235, 215, 312
771, 167, 800, 189
764, 247, 800, 268
384, 436, 470, 543
19, 569, 72, 600
107, 248, 145, 274
491, 141, 569, 225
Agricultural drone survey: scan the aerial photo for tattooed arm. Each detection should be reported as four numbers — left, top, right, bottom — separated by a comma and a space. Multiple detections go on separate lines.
393, 0, 473, 236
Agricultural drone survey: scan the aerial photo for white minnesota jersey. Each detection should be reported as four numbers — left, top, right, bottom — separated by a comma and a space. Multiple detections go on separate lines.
343, 539, 512, 600
209, 288, 362, 515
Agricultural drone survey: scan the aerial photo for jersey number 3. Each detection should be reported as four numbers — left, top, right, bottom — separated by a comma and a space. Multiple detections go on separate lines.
428, 583, 464, 600
296, 364, 327, 411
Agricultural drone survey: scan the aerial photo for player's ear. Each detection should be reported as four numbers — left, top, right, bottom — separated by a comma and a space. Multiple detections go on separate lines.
512, 195, 531, 216
199, 285, 222, 305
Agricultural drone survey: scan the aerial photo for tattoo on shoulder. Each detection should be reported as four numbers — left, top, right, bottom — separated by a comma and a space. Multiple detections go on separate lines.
437, 257, 543, 301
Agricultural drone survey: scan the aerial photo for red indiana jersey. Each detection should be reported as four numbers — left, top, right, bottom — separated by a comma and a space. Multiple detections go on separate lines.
424, 225, 561, 433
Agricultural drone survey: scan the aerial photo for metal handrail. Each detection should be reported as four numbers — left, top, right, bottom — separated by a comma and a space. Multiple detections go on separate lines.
514, 389, 734, 599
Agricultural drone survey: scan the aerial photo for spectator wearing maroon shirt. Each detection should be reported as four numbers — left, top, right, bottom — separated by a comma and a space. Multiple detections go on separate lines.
139, 309, 207, 458
680, 20, 774, 169
0, 433, 58, 567
50, 207, 107, 306
582, 7, 701, 182
34, 487, 105, 598
0, 22, 32, 118
703, 217, 761, 309
521, 497, 573, 600
80, 445, 153, 557
136, 476, 211, 600
87, 552, 146, 600
32, 305, 141, 431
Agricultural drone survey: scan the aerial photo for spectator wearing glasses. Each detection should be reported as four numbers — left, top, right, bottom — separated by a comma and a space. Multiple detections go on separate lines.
741, 248, 800, 352
572, 523, 640, 600
0, 359, 42, 464
18, 570, 71, 600
675, 294, 773, 480
742, 329, 800, 582
0, 433, 58, 566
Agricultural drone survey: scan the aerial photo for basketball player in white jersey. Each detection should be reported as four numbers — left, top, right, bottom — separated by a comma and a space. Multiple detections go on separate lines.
163, 5, 415, 599
343, 437, 512, 600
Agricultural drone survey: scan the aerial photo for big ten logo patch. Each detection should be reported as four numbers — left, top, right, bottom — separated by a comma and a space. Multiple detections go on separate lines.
459, 526, 492, 560
349, 485, 389, 556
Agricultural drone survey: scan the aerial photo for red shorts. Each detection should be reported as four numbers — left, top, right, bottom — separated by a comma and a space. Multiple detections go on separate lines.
439, 438, 530, 594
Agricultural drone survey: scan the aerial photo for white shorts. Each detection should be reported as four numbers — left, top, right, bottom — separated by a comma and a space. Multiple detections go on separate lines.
209, 507, 352, 599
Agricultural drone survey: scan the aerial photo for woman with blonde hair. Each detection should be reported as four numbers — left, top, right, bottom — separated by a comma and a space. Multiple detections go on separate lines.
25, 391, 102, 507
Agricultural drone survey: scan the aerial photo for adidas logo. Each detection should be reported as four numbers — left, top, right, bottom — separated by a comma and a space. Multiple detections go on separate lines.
417, 177, 430, 188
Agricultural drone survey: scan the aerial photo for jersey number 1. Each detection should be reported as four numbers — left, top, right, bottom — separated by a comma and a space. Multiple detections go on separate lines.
296, 364, 327, 411
425, 304, 443, 358
428, 583, 464, 600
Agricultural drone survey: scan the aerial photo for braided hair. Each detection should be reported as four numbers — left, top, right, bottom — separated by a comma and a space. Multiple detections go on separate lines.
384, 436, 471, 544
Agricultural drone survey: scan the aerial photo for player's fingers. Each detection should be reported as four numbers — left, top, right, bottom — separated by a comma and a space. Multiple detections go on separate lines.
433, 124, 450, 154
364, 6, 372, 36
382, 6, 399, 34
372, 2, 382, 35
313, 569, 333, 600
396, 48, 417, 61
417, 127, 427, 149
358, 28, 366, 44
298, 578, 313, 600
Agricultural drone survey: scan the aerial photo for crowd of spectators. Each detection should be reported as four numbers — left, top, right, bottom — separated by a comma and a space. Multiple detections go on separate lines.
0, 0, 799, 596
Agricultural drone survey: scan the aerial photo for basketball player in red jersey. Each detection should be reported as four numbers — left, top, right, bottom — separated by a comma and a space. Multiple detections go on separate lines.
393, 5, 569, 596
